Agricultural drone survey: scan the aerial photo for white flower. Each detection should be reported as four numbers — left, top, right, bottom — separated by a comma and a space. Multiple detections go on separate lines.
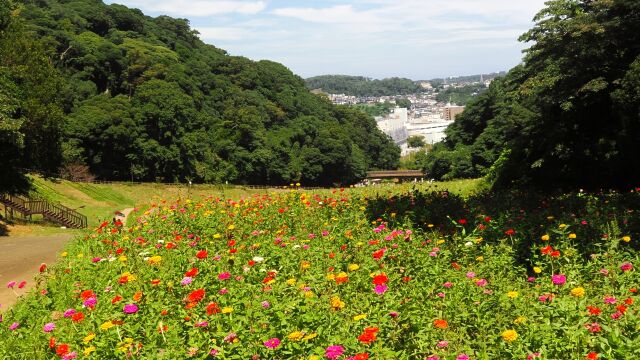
252, 256, 264, 263
464, 241, 474, 247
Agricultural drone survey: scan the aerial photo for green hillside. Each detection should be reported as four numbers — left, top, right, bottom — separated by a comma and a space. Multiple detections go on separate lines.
0, 0, 399, 193
305, 75, 422, 96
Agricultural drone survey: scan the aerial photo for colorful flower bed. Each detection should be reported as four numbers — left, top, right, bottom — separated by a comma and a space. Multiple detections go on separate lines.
1, 188, 639, 359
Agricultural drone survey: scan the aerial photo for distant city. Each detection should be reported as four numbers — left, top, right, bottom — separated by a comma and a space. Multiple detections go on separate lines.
311, 73, 503, 156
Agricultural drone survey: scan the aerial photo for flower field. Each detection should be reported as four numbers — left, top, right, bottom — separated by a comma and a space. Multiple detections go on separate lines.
1, 186, 639, 359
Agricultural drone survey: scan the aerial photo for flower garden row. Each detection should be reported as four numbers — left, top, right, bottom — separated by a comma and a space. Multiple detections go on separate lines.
1, 187, 639, 359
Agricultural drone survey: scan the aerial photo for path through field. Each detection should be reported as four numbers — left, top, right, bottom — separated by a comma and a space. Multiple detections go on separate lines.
0, 208, 135, 309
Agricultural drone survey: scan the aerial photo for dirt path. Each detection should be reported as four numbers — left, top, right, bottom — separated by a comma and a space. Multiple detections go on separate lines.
0, 208, 135, 309
0, 233, 73, 309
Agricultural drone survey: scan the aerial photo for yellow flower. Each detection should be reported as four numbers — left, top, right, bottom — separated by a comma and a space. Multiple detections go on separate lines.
514, 316, 527, 325
296, 183, 301, 187
348, 264, 360, 271
476, 256, 484, 262
507, 291, 519, 299
427, 224, 434, 228
326, 273, 336, 281
533, 266, 542, 274
83, 346, 96, 356
390, 212, 396, 218
559, 224, 567, 229
77, 253, 84, 258
571, 287, 585, 297
61, 252, 68, 257
222, 307, 233, 314
303, 333, 318, 341
301, 261, 311, 270
502, 329, 518, 342
330, 296, 345, 310
227, 224, 235, 230
118, 255, 127, 262
353, 314, 367, 321
288, 331, 305, 341
304, 291, 314, 298
100, 321, 114, 331
213, 233, 222, 239
475, 237, 483, 244
117, 338, 134, 353
436, 239, 445, 245
83, 333, 96, 344
286, 278, 297, 286
568, 233, 577, 239
622, 236, 631, 243
147, 256, 162, 265
547, 216, 555, 220
541, 234, 550, 241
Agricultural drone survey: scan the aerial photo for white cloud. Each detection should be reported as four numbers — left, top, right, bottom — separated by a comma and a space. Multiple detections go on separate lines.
195, 26, 248, 41
111, 0, 266, 17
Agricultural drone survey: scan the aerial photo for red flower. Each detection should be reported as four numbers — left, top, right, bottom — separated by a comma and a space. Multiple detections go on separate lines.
206, 302, 221, 315
451, 262, 461, 270
372, 249, 385, 260
586, 352, 598, 360
55, 344, 69, 356
111, 295, 123, 304
625, 297, 634, 305
71, 312, 85, 323
187, 289, 206, 303
457, 219, 467, 225
185, 268, 199, 277
80, 290, 96, 300
357, 327, 379, 344
541, 245, 553, 255
587, 306, 602, 316
227, 240, 236, 247
550, 250, 561, 257
354, 353, 369, 360
373, 274, 388, 285
504, 228, 515, 236
49, 337, 56, 349
39, 263, 47, 273
248, 260, 256, 266
165, 242, 176, 249
616, 305, 628, 314
196, 250, 208, 259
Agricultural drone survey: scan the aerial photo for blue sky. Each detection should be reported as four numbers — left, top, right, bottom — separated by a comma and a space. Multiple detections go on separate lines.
104, 0, 548, 80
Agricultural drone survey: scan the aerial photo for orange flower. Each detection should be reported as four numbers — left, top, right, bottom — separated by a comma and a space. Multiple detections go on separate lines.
133, 291, 143, 302
433, 319, 448, 329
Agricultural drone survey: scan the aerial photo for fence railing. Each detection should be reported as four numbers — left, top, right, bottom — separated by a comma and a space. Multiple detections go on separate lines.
0, 194, 87, 229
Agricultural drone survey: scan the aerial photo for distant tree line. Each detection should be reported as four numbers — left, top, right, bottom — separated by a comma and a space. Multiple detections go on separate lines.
435, 84, 487, 106
0, 0, 400, 193
422, 0, 640, 190
305, 75, 422, 96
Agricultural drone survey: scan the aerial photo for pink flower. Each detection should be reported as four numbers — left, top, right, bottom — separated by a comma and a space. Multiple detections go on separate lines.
261, 301, 270, 309
6, 281, 16, 289
43, 323, 56, 333
194, 321, 208, 328
63, 309, 76, 318
437, 292, 445, 298
600, 268, 609, 276
475, 279, 488, 287
552, 274, 566, 285
374, 284, 388, 295
443, 282, 453, 288
181, 277, 193, 286
9, 322, 19, 331
457, 355, 470, 360
527, 353, 541, 359
123, 303, 139, 314
437, 340, 449, 348
389, 311, 399, 318
218, 272, 231, 281
325, 345, 344, 359
427, 356, 440, 360
466, 272, 475, 279
604, 296, 617, 304
611, 311, 623, 320
620, 262, 633, 272
263, 338, 281, 349
83, 297, 97, 309
218, 288, 228, 295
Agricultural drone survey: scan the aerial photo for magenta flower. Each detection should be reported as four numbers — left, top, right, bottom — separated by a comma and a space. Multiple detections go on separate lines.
604, 296, 617, 304
83, 297, 97, 309
181, 277, 193, 286
123, 303, 139, 314
437, 292, 445, 298
620, 262, 633, 272
9, 322, 19, 331
194, 321, 208, 328
443, 282, 453, 288
325, 345, 344, 359
611, 311, 623, 320
43, 322, 55, 333
374, 284, 388, 295
261, 301, 270, 309
457, 355, 470, 360
63, 309, 76, 318
475, 278, 488, 287
263, 338, 281, 349
389, 311, 399, 318
551, 274, 566, 285
6, 281, 16, 289
218, 272, 231, 281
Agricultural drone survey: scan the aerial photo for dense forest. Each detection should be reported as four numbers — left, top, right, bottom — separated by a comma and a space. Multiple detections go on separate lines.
0, 0, 400, 192
422, 0, 640, 190
435, 84, 487, 106
305, 75, 422, 96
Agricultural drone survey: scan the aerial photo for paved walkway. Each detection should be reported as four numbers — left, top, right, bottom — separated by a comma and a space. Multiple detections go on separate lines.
0, 233, 73, 308
0, 208, 135, 309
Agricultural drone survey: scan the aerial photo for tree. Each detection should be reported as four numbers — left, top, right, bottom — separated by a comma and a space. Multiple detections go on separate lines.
407, 135, 425, 148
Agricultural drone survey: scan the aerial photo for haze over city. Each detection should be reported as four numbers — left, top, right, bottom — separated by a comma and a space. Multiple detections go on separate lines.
105, 0, 547, 79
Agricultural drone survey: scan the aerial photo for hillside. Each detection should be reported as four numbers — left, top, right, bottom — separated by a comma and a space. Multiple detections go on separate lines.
0, 0, 399, 192
305, 75, 422, 96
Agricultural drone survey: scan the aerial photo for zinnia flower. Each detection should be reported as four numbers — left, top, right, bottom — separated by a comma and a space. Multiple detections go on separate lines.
502, 329, 518, 342
43, 323, 56, 333
551, 274, 566, 285
325, 345, 344, 359
374, 284, 388, 295
263, 338, 281, 349
123, 303, 138, 314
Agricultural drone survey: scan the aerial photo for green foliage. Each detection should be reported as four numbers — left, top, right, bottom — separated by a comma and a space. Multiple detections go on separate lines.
6, 0, 400, 187
435, 84, 486, 106
407, 136, 425, 148
352, 102, 393, 117
425, 0, 640, 190
305, 75, 422, 96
